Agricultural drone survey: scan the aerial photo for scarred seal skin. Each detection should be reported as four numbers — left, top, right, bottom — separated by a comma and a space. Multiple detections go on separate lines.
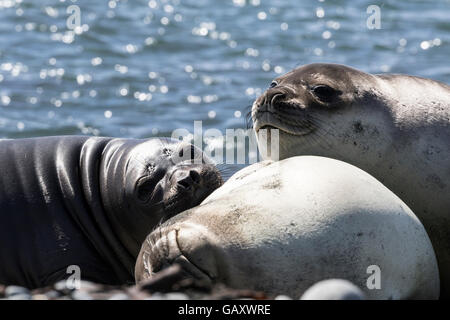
252, 63, 450, 298
136, 157, 440, 300
0, 136, 222, 289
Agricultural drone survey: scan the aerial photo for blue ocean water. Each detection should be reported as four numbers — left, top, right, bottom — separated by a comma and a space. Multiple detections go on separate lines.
0, 0, 448, 139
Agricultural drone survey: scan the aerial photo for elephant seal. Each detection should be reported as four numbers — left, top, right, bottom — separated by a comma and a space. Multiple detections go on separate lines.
136, 157, 439, 299
0, 136, 222, 289
251, 63, 450, 297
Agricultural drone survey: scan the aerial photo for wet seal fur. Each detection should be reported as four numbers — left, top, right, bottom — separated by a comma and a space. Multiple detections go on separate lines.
0, 136, 222, 289
252, 63, 450, 298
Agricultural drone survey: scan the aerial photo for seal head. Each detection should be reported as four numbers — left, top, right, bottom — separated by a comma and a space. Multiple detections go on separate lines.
101, 138, 223, 259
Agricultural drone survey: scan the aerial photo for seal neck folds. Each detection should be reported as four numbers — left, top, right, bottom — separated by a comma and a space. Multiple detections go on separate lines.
79, 137, 136, 283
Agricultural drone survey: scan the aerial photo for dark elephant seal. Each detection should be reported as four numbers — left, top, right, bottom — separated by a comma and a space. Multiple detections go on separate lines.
0, 136, 222, 289
251, 63, 450, 298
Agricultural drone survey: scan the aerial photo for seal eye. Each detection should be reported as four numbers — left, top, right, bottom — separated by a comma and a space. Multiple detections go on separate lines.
270, 81, 278, 88
312, 85, 338, 102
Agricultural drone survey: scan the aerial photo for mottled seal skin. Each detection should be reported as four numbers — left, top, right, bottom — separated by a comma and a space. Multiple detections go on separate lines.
252, 63, 450, 298
0, 136, 222, 289
136, 157, 439, 300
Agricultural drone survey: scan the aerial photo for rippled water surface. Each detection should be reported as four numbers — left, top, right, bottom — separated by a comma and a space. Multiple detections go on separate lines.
0, 0, 449, 138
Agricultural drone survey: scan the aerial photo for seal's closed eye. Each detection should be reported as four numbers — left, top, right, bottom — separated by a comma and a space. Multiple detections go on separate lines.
176, 144, 201, 163
136, 175, 161, 202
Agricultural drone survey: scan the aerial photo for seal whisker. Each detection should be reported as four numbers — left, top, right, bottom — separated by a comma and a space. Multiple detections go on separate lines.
244, 104, 254, 129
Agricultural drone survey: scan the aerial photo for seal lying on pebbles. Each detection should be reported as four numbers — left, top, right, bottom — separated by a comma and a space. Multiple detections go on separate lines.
136, 156, 440, 299
0, 136, 222, 289
252, 63, 450, 297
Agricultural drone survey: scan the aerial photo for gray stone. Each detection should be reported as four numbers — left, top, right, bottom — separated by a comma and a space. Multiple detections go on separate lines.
5, 286, 30, 297
300, 279, 366, 300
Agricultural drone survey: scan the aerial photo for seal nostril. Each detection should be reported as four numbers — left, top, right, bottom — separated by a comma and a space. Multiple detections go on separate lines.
177, 178, 191, 189
189, 170, 201, 184
270, 92, 285, 106
177, 170, 201, 190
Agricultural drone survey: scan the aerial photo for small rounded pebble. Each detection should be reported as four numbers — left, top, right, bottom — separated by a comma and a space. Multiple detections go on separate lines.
44, 290, 62, 299
108, 293, 130, 300
300, 279, 366, 300
275, 295, 292, 300
54, 280, 72, 293
146, 292, 190, 300
8, 293, 32, 300
71, 290, 94, 300
32, 294, 49, 300
164, 292, 189, 300
78, 280, 100, 292
5, 286, 30, 297
145, 292, 167, 300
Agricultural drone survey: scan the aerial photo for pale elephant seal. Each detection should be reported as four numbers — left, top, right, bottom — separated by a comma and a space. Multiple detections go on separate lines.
300, 279, 366, 300
0, 136, 222, 289
251, 63, 450, 297
136, 156, 439, 299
